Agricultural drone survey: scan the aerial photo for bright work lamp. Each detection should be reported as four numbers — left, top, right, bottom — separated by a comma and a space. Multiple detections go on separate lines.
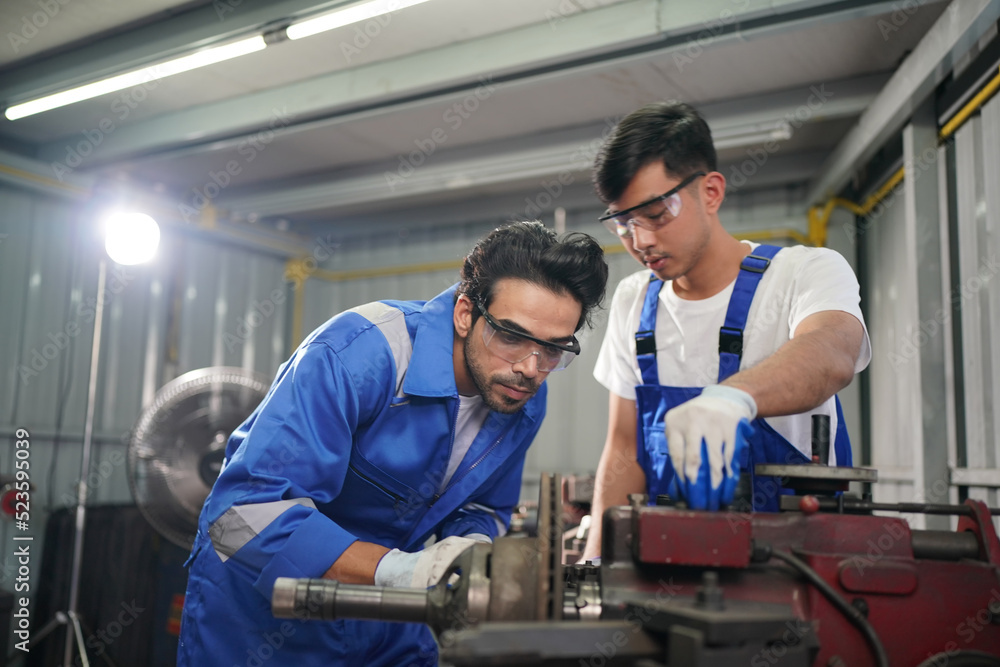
103, 211, 160, 265
46, 210, 161, 666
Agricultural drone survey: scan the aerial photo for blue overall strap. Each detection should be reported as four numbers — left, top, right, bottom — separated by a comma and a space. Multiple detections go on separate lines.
717, 245, 782, 382
636, 274, 664, 386
833, 396, 852, 467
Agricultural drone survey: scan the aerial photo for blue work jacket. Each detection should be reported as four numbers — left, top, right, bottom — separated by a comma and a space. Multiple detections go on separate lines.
178, 285, 546, 666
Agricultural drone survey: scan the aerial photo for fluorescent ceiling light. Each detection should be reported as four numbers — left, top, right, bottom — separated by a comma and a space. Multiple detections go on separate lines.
5, 36, 267, 121
287, 0, 434, 40
713, 120, 793, 150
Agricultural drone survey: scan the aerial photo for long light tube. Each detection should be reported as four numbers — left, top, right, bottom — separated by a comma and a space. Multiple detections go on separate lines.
5, 36, 267, 121
712, 120, 793, 150
287, 0, 435, 40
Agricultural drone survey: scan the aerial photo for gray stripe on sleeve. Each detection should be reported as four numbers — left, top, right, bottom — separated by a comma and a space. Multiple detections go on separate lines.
209, 497, 316, 563
347, 302, 413, 397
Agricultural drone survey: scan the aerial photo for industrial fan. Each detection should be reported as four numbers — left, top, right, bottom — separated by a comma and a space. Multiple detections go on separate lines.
127, 366, 271, 549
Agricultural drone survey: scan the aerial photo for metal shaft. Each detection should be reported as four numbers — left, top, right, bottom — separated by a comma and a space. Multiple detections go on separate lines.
812, 496, 999, 516
272, 577, 431, 624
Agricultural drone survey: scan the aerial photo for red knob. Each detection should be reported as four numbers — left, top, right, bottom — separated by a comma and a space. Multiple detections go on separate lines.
799, 495, 820, 515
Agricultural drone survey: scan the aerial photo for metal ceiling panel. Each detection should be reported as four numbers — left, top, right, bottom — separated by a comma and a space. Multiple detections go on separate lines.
0, 0, 204, 67
0, 0, 961, 230
3, 0, 633, 141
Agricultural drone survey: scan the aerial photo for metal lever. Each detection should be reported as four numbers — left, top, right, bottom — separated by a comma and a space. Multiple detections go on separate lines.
811, 414, 830, 465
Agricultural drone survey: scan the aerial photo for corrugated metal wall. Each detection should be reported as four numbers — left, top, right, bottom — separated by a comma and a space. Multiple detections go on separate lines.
860, 94, 1000, 530
861, 168, 928, 520
953, 94, 1000, 507
0, 184, 290, 592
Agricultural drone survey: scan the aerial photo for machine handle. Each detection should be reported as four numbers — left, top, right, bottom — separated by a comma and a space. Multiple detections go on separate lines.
811, 414, 830, 464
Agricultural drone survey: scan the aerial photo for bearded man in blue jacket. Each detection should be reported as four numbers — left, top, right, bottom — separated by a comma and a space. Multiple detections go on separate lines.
178, 221, 608, 666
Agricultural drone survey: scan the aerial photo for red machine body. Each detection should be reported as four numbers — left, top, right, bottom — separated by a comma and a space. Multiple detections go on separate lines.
600, 499, 1000, 666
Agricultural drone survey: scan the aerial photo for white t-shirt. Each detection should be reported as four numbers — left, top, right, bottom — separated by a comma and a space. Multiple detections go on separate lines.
593, 242, 872, 463
440, 394, 491, 491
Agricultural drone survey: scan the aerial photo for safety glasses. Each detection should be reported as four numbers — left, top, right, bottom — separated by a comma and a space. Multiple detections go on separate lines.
477, 302, 580, 372
598, 171, 705, 238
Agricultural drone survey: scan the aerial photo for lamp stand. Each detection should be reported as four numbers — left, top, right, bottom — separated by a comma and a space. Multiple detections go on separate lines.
63, 256, 107, 667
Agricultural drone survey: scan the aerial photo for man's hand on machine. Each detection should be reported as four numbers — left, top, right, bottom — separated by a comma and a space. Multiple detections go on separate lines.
664, 384, 756, 511
373, 534, 489, 589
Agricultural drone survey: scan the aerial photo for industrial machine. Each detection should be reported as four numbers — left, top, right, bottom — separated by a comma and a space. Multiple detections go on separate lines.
272, 456, 1000, 666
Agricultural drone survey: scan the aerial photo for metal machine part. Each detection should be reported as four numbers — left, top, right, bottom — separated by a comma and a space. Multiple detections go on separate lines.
563, 563, 602, 621
272, 475, 566, 630
562, 473, 595, 507
273, 541, 494, 633
754, 462, 879, 494
536, 472, 563, 621
272, 466, 1000, 666
127, 366, 270, 548
753, 414, 877, 496
271, 539, 545, 632
628, 571, 817, 667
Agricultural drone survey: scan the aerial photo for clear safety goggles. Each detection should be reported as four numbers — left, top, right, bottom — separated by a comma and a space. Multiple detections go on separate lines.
477, 302, 580, 372
599, 171, 705, 239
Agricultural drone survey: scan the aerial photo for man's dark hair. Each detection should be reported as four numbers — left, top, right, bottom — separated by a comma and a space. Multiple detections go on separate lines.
593, 102, 717, 204
459, 221, 608, 331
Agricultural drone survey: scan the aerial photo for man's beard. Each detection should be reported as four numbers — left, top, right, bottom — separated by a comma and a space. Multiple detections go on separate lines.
464, 334, 539, 414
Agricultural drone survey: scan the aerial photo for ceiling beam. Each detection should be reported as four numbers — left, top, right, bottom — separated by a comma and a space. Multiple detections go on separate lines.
0, 147, 91, 199
281, 150, 825, 241
216, 76, 882, 217
37, 0, 659, 165
35, 0, 904, 167
806, 0, 1000, 206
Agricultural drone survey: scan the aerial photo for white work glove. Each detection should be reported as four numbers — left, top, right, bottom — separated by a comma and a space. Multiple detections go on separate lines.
664, 384, 756, 511
373, 535, 487, 589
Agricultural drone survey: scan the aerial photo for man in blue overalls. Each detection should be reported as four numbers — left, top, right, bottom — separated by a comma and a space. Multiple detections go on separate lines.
582, 102, 871, 559
178, 222, 608, 666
